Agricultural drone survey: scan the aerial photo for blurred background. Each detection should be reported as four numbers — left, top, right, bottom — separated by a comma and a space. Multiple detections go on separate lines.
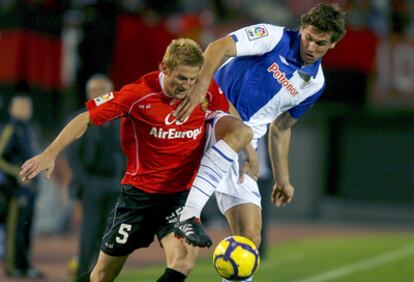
1, 0, 414, 280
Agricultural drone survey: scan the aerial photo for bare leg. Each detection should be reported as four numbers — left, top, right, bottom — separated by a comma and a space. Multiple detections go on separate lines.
161, 232, 199, 275
214, 115, 253, 152
90, 251, 128, 282
224, 203, 262, 247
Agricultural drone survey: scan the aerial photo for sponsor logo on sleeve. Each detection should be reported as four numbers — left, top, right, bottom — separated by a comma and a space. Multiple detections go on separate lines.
245, 25, 268, 41
94, 92, 114, 106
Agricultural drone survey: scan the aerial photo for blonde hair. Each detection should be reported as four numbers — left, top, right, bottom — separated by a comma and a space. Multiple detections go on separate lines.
162, 38, 204, 70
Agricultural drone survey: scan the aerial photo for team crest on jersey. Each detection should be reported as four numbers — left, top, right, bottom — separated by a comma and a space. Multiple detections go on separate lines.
245, 25, 268, 41
279, 55, 289, 66
94, 92, 114, 106
201, 98, 209, 112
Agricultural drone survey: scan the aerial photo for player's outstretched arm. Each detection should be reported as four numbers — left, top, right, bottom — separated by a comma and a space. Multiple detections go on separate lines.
268, 112, 298, 207
175, 36, 237, 121
20, 111, 91, 181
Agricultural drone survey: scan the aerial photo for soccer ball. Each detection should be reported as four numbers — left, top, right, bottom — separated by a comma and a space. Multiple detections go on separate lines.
213, 235, 260, 281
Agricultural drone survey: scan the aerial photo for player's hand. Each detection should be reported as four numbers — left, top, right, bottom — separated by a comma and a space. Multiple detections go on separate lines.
239, 151, 259, 183
173, 83, 208, 122
271, 183, 294, 207
20, 151, 56, 181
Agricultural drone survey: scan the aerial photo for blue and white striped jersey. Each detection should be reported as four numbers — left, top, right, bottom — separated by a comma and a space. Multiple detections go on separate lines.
214, 24, 326, 140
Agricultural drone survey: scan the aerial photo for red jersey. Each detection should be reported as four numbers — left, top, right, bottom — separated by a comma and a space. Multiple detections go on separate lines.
86, 71, 229, 194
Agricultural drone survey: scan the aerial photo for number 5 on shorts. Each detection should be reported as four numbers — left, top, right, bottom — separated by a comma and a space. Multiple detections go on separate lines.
116, 223, 132, 244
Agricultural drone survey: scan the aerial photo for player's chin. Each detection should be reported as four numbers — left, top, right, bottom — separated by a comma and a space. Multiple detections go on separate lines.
174, 92, 187, 99
303, 58, 314, 65
303, 54, 316, 64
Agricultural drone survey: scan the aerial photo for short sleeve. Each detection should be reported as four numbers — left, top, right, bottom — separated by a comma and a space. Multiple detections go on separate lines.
230, 24, 284, 57
86, 85, 139, 125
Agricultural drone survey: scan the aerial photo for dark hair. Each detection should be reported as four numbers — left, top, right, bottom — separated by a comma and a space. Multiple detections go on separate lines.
301, 3, 346, 43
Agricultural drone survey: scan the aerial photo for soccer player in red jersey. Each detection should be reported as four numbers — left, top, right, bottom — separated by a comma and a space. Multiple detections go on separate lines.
19, 38, 253, 282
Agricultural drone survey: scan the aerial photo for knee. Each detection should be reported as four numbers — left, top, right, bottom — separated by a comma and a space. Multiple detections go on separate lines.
224, 123, 253, 150
234, 123, 253, 143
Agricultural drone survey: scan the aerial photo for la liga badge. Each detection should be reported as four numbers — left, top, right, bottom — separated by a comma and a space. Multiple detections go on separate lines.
94, 92, 114, 106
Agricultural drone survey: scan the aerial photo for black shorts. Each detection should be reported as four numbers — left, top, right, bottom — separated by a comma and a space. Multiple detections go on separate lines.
100, 185, 189, 257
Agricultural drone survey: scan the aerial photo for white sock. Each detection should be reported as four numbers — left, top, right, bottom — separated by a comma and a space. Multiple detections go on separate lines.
180, 140, 237, 221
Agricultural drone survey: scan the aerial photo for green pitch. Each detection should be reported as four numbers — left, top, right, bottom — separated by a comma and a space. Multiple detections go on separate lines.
119, 233, 414, 282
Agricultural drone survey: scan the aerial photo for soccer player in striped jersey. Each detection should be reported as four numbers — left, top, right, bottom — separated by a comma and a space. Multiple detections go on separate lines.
175, 3, 346, 272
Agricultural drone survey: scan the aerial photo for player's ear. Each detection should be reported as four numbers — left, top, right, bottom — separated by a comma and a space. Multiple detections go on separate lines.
160, 62, 170, 75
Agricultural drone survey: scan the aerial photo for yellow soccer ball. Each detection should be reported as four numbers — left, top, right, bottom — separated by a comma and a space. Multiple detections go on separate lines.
213, 235, 260, 281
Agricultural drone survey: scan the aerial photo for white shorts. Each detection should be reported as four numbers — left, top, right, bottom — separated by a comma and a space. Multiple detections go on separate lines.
205, 111, 262, 215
